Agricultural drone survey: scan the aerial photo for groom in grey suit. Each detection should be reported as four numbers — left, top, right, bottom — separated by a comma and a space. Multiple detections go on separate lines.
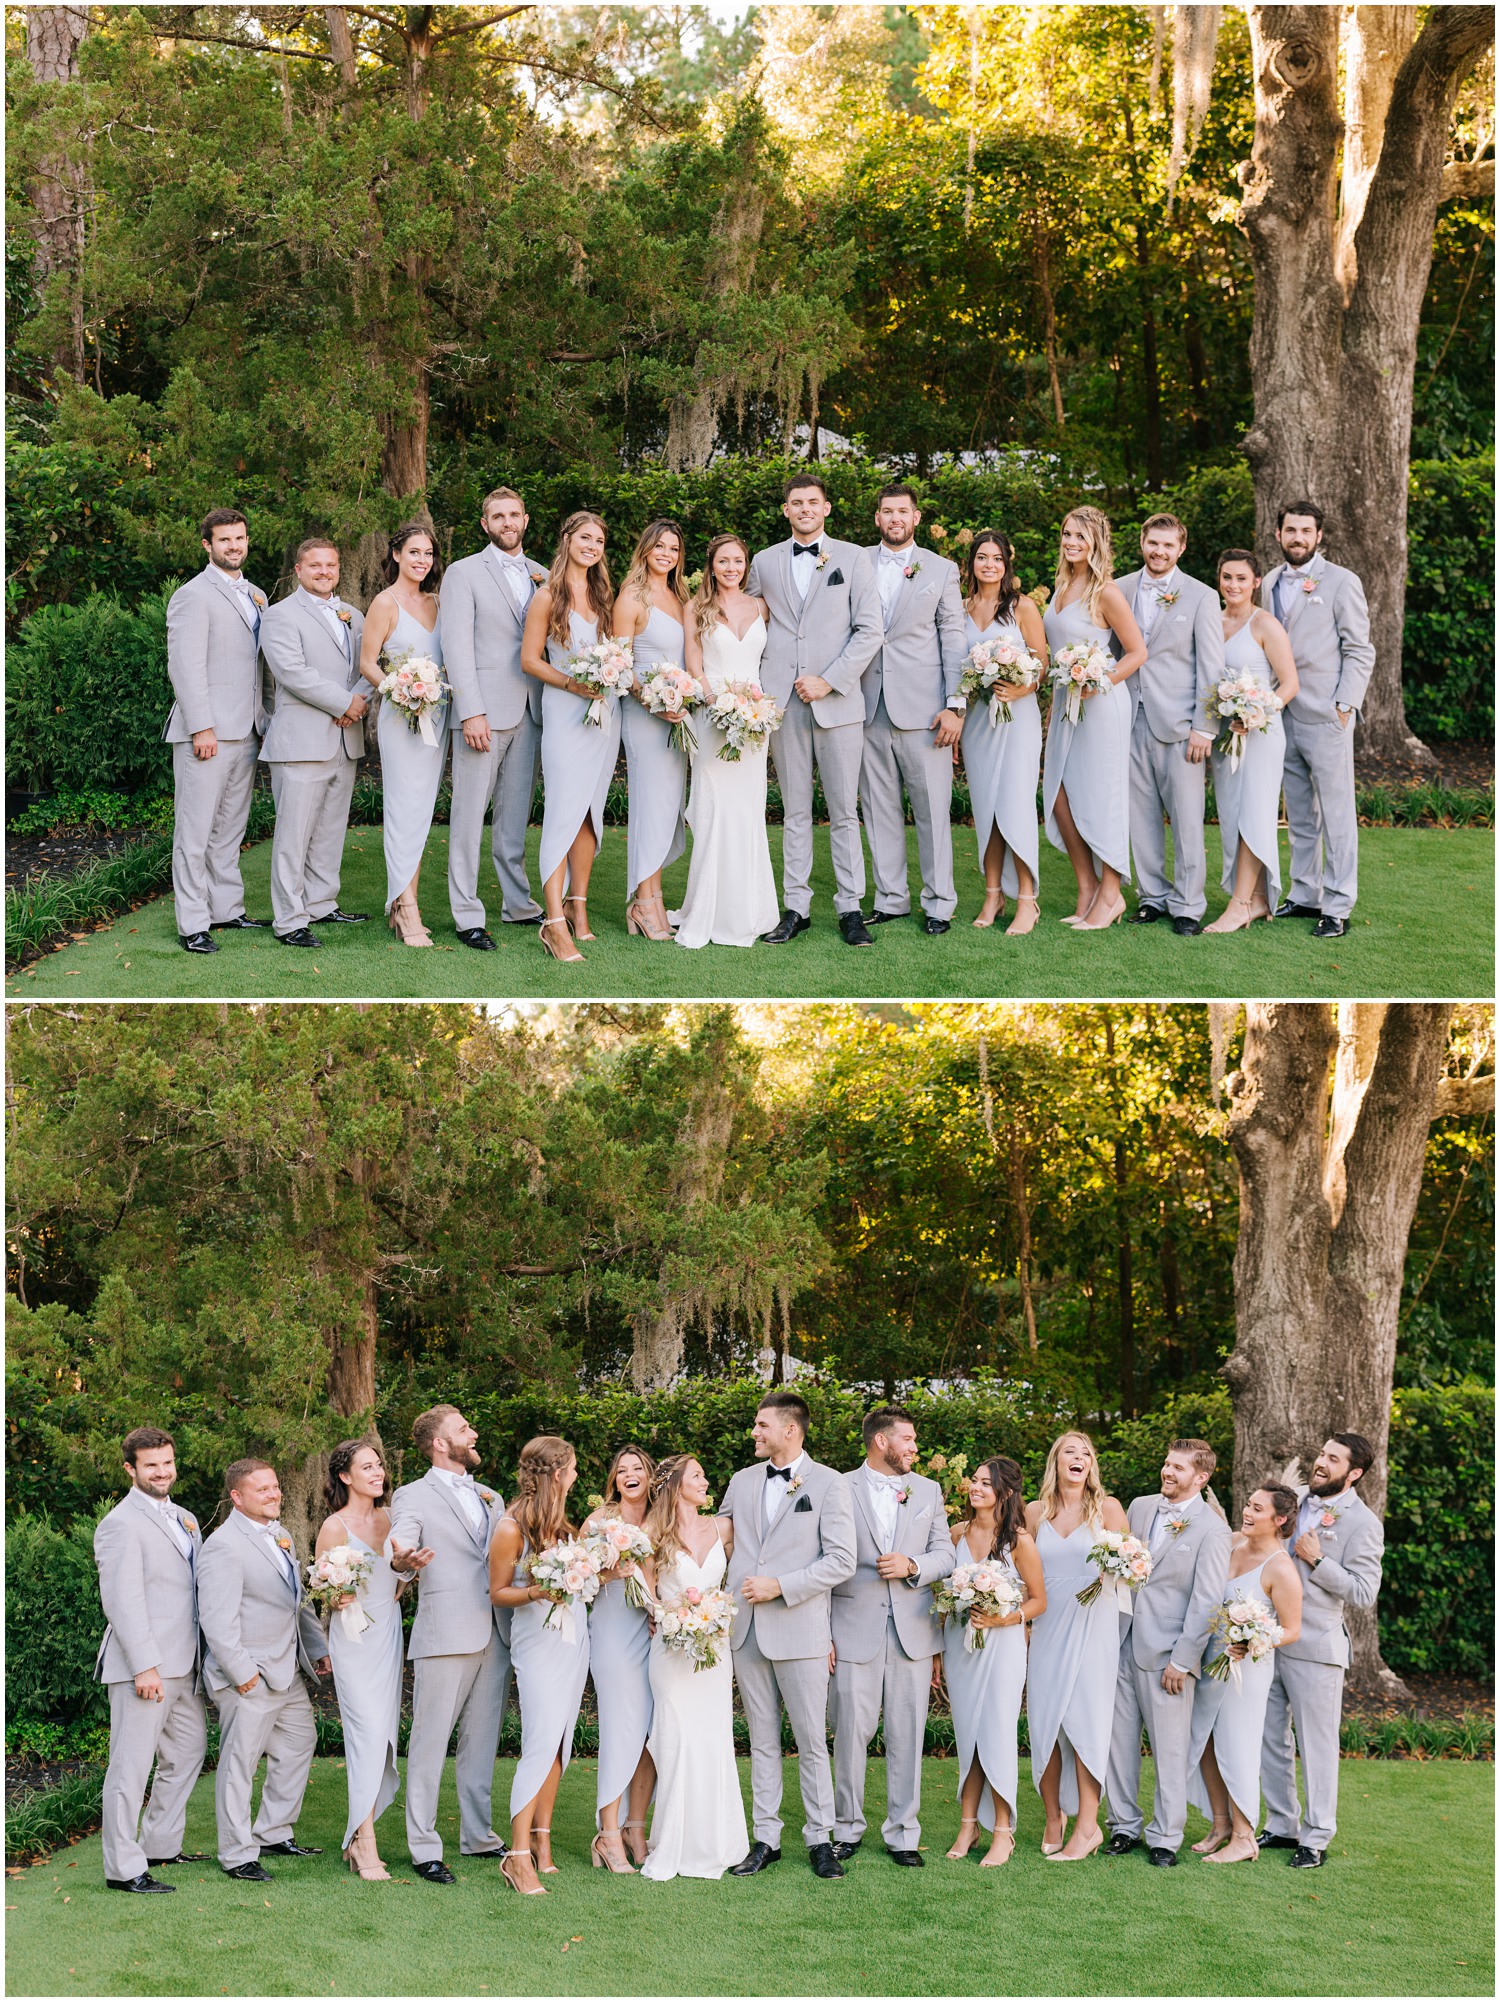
93, 1425, 207, 1893
717, 1390, 857, 1876
164, 508, 271, 954
747, 474, 883, 947
258, 537, 369, 947
442, 488, 548, 949
859, 487, 967, 934
1105, 1438, 1232, 1864
1261, 501, 1375, 939
829, 1407, 954, 1864
197, 1459, 329, 1878
1259, 1432, 1385, 1868
1118, 514, 1224, 935
388, 1403, 511, 1880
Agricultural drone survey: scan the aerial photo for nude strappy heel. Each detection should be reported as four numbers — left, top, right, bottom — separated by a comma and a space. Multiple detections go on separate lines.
1046, 1826, 1104, 1862
1006, 894, 1040, 936
540, 916, 582, 963
532, 1826, 559, 1874
500, 1849, 547, 1895
972, 888, 1006, 930
563, 895, 595, 941
626, 898, 672, 941
591, 1831, 635, 1874
980, 1828, 1016, 1867
946, 1815, 981, 1860
389, 895, 432, 947
621, 1819, 649, 1867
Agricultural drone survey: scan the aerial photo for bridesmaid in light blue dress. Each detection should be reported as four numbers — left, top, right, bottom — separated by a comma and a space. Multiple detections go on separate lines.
1204, 551, 1301, 933
357, 522, 448, 946
614, 522, 691, 942
1040, 508, 1147, 928
959, 530, 1048, 935
520, 513, 620, 962
583, 1445, 657, 1872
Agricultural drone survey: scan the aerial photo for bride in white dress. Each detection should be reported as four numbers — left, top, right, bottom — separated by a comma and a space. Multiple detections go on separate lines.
637, 1454, 749, 1880
674, 535, 781, 949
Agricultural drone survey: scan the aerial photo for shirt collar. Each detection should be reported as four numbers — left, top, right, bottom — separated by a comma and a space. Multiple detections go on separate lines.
434, 1466, 475, 1487
770, 1450, 806, 1479
880, 542, 916, 563
298, 586, 340, 610
1160, 1491, 1201, 1516
1146, 566, 1180, 595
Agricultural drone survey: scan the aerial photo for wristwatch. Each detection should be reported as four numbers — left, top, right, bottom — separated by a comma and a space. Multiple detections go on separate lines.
1336, 704, 1353, 718
950, 695, 967, 713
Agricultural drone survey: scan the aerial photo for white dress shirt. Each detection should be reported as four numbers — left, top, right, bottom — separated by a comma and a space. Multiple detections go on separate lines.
258, 1519, 298, 1589
152, 1495, 195, 1564
865, 1466, 905, 1552
1137, 565, 1180, 642
489, 543, 534, 613
434, 1465, 488, 1533
763, 1449, 807, 1527
877, 542, 915, 623
1149, 1488, 1201, 1554
789, 543, 822, 604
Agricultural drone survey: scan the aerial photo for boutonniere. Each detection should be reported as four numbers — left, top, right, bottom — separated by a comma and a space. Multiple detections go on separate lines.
902, 560, 922, 581
251, 591, 267, 609
478, 1487, 498, 1506
1301, 575, 1318, 594
335, 607, 353, 624
1165, 1514, 1188, 1538
895, 1485, 912, 1505
275, 1535, 293, 1552
787, 1473, 805, 1495
1159, 588, 1180, 607
180, 1514, 197, 1532
1318, 1506, 1342, 1529
814, 553, 830, 572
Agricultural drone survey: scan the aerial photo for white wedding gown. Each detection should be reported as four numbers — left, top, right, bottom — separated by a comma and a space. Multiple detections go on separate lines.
673, 615, 781, 949
640, 1538, 749, 1881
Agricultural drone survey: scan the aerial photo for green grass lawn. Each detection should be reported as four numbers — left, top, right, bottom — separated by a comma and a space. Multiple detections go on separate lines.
5, 1756, 1492, 1997
7, 824, 1493, 1000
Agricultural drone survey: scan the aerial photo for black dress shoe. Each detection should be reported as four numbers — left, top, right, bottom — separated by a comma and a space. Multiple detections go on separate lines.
808, 1842, 846, 1878
761, 909, 811, 945
838, 910, 874, 947
1273, 899, 1322, 920
1256, 1831, 1300, 1850
831, 1839, 861, 1861
147, 1852, 209, 1866
1312, 915, 1350, 939
1289, 1845, 1324, 1868
1128, 903, 1167, 924
107, 1872, 175, 1893
885, 1846, 924, 1867
922, 916, 951, 935
209, 916, 270, 930
275, 927, 318, 948
1171, 915, 1203, 936
311, 907, 368, 924
257, 1839, 322, 1857
413, 1859, 456, 1883
222, 1861, 272, 1882
501, 912, 546, 926
865, 909, 903, 925
179, 932, 219, 954
1105, 1832, 1140, 1856
729, 1841, 781, 1875
1146, 1846, 1178, 1867
455, 927, 497, 950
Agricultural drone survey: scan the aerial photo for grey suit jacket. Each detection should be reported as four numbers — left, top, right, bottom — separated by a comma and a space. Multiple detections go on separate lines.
1281, 1486, 1383, 1669
93, 1486, 203, 1684
1121, 1494, 1232, 1678
1117, 568, 1224, 742
829, 1466, 955, 1662
164, 564, 270, 743
860, 547, 967, 728
1259, 554, 1375, 723
259, 589, 368, 762
387, 1467, 509, 1660
441, 548, 547, 731
719, 1455, 857, 1661
198, 1511, 326, 1694
745, 538, 882, 729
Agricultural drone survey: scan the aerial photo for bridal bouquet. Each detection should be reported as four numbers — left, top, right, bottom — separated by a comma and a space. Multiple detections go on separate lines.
637, 663, 706, 756
304, 1545, 375, 1641
958, 638, 1044, 728
656, 1584, 737, 1672
931, 1562, 1023, 1652
568, 637, 635, 726
1076, 1531, 1153, 1608
1205, 1598, 1283, 1687
707, 680, 784, 762
1049, 642, 1115, 725
1204, 673, 1284, 769
528, 1536, 606, 1642
378, 650, 450, 748
586, 1519, 654, 1611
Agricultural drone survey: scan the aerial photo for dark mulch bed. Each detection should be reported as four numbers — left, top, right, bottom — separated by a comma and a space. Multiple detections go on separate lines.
4, 1756, 98, 1804
4, 828, 152, 890
1344, 1671, 1494, 1724
1355, 739, 1493, 789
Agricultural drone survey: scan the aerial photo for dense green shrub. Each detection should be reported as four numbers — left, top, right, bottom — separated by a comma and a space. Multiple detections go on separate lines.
1380, 1383, 1494, 1677
1403, 453, 1496, 742
4, 1511, 110, 1729
5, 585, 176, 793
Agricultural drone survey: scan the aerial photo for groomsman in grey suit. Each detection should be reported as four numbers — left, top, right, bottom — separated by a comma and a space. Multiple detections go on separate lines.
197, 1459, 329, 1879
164, 508, 271, 954
1118, 513, 1224, 936
747, 475, 883, 948
1259, 1432, 1385, 1868
388, 1403, 511, 1881
717, 1390, 858, 1876
442, 488, 548, 950
258, 537, 369, 947
1105, 1439, 1232, 1865
1260, 501, 1375, 939
829, 1406, 955, 1865
93, 1426, 207, 1894
859, 487, 967, 935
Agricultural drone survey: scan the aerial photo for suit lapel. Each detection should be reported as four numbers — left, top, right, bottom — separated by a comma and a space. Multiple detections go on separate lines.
295, 592, 352, 671
127, 1485, 191, 1564
479, 549, 527, 634
208, 565, 259, 636
236, 1511, 296, 1593
760, 1464, 809, 1555
426, 1468, 487, 1549
1281, 555, 1322, 638
850, 1466, 880, 1549
793, 541, 819, 637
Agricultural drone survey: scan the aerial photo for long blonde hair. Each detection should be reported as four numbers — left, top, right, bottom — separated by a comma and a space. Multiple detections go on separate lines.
691, 532, 752, 637
619, 519, 689, 613
1037, 1430, 1107, 1529
508, 1434, 576, 1555
546, 512, 613, 646
1054, 506, 1114, 624
645, 1453, 698, 1577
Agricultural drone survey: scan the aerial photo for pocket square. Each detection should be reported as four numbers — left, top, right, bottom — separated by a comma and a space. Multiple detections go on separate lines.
827, 568, 845, 586
794, 1494, 813, 1513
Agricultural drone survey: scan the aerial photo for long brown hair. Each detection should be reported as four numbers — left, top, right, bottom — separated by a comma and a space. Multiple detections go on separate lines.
602, 1443, 657, 1511
508, 1434, 576, 1555
691, 533, 752, 637
323, 1436, 391, 1522
620, 519, 689, 611
645, 1453, 698, 1577
956, 1455, 1026, 1560
383, 520, 442, 593
545, 511, 613, 645
962, 529, 1020, 623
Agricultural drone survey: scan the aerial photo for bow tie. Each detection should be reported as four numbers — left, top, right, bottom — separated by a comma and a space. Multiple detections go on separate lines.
499, 553, 528, 572
766, 1464, 794, 1481
792, 542, 821, 558
881, 548, 911, 564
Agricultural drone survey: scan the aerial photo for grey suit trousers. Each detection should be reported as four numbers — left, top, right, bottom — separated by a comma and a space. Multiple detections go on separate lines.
447, 715, 543, 927
1129, 710, 1208, 919
1260, 1651, 1344, 1851
1105, 1649, 1196, 1851
267, 755, 355, 934
769, 700, 865, 917
861, 696, 956, 920
1282, 713, 1358, 918
102, 1674, 208, 1880
405, 1639, 510, 1862
172, 736, 259, 934
733, 1623, 836, 1848
831, 1614, 930, 1849
212, 1677, 316, 1866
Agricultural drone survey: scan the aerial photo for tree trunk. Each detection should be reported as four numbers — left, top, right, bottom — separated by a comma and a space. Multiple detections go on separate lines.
380, 366, 430, 501
1008, 1128, 1038, 1354
1102, 1011, 1136, 1415
27, 5, 90, 383
1221, 1001, 1452, 1693
1032, 218, 1066, 430
1122, 100, 1164, 488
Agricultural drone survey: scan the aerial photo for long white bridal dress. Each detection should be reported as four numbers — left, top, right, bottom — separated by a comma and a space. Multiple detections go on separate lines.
673, 615, 780, 949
